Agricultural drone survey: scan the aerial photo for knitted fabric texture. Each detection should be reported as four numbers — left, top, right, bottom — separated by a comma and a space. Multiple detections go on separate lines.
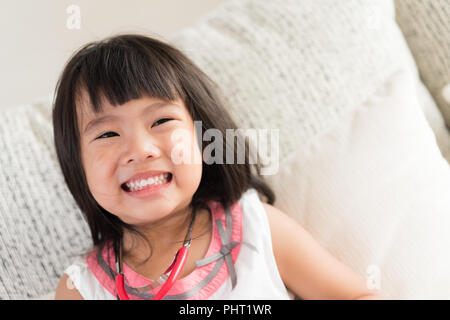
169, 0, 406, 162
0, 95, 91, 299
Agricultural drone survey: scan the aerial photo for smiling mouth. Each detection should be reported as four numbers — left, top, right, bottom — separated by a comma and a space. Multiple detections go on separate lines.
121, 173, 173, 192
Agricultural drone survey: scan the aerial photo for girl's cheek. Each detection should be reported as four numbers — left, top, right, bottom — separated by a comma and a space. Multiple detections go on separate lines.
83, 149, 117, 187
168, 125, 202, 164
89, 149, 114, 170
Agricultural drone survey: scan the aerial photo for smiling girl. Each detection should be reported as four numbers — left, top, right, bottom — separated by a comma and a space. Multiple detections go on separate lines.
53, 34, 380, 300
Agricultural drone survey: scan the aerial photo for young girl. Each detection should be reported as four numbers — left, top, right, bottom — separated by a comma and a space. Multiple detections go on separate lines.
53, 33, 381, 300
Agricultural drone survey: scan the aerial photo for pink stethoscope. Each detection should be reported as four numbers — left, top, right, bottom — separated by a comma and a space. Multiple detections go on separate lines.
114, 211, 196, 300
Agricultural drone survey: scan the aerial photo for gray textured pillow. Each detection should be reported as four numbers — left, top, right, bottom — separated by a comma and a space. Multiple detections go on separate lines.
395, 0, 450, 128
0, 95, 91, 299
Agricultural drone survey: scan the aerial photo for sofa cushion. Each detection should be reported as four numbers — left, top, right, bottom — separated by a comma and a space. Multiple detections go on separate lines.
0, 95, 91, 299
263, 68, 450, 299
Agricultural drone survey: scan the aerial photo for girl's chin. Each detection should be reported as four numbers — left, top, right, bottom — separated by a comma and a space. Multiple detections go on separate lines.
118, 201, 179, 222
119, 211, 172, 226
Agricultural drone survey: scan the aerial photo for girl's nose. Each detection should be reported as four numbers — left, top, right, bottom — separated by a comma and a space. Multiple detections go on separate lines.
122, 127, 162, 164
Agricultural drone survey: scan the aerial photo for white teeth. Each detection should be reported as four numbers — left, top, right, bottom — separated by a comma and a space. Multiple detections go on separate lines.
125, 173, 170, 192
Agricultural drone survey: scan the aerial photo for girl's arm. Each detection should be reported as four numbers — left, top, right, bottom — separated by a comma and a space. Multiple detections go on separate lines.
54, 273, 84, 300
262, 203, 383, 300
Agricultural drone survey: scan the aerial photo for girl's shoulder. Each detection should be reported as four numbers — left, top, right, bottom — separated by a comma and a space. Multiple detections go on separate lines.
239, 187, 261, 202
206, 187, 266, 232
64, 252, 91, 280
236, 187, 268, 222
62, 250, 116, 300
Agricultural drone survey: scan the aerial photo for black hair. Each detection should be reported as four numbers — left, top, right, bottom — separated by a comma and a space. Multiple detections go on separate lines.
52, 33, 275, 264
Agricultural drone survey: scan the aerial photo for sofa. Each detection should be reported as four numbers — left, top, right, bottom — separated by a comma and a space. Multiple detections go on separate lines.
1, 0, 449, 299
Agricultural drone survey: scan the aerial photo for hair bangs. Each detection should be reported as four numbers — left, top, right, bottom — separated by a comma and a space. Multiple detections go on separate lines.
73, 36, 186, 114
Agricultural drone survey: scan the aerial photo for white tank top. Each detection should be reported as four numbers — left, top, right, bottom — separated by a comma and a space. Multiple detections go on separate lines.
64, 188, 293, 300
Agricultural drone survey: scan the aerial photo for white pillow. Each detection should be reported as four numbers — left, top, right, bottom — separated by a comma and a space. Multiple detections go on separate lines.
263, 67, 450, 299
416, 80, 450, 163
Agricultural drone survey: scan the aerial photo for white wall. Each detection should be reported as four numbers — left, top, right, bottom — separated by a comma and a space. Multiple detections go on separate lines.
0, 0, 224, 109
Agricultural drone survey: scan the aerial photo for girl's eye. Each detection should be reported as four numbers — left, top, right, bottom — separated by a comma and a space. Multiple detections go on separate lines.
152, 118, 172, 127
95, 118, 172, 139
96, 131, 118, 139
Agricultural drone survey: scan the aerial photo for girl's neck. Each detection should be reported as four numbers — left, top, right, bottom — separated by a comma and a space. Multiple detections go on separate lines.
121, 205, 211, 263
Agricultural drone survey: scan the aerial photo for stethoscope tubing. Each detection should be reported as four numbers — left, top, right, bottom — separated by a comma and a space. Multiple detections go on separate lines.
152, 244, 189, 300
114, 209, 196, 300
115, 243, 190, 300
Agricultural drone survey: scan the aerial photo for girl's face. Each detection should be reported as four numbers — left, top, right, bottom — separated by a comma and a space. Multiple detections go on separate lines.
77, 92, 203, 226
